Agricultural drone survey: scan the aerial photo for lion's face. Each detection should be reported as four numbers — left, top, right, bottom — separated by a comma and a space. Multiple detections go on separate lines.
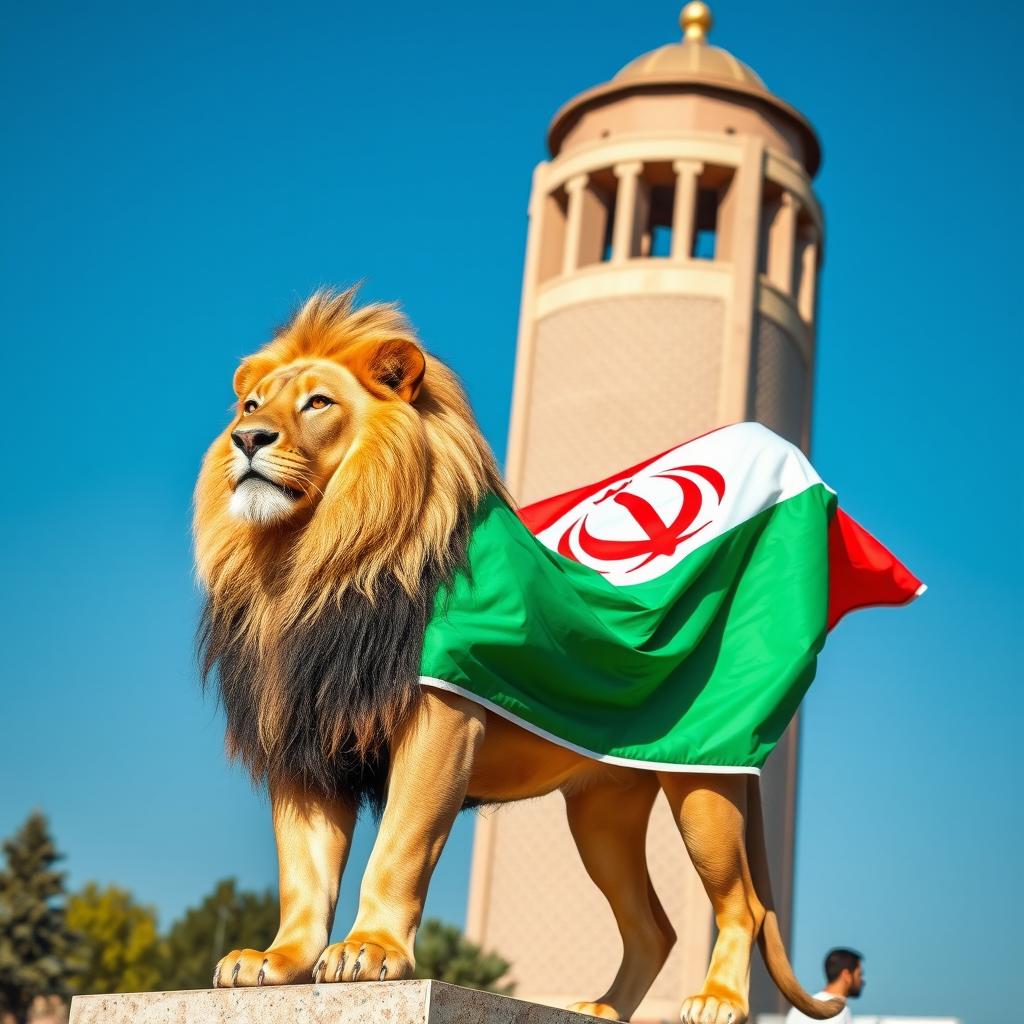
227, 360, 365, 524
223, 340, 425, 525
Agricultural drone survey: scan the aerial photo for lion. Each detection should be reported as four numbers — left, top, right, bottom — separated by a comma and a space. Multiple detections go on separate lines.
193, 288, 843, 1024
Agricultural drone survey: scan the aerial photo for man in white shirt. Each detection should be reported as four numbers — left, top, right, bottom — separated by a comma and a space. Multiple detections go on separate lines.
784, 947, 864, 1024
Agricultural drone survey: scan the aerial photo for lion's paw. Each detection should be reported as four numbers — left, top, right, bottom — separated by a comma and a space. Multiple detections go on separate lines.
313, 933, 413, 983
566, 1001, 623, 1020
680, 993, 747, 1024
214, 947, 313, 988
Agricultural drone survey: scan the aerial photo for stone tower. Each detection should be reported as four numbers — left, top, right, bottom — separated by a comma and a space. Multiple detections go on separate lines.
466, 4, 824, 1020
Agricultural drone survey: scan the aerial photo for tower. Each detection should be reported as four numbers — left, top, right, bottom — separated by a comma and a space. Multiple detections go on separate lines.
466, 4, 824, 1020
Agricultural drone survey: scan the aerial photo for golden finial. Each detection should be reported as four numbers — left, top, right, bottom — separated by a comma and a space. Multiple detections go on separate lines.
680, 1, 713, 42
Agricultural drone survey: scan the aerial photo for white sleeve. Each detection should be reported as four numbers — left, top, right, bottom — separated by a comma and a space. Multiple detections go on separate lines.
785, 998, 846, 1024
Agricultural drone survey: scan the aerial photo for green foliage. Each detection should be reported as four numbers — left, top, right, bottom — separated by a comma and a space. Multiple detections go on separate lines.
0, 813, 514, 1005
159, 879, 278, 991
413, 919, 512, 993
0, 812, 80, 1018
66, 884, 163, 995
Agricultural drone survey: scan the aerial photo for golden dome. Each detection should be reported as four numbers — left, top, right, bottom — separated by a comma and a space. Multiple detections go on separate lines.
615, 2, 767, 92
547, 1, 821, 174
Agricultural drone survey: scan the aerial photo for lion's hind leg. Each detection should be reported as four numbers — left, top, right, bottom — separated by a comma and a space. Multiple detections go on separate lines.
563, 772, 676, 1022
658, 772, 764, 1024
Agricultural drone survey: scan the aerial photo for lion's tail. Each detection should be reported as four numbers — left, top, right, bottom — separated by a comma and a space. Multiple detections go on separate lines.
746, 777, 845, 1020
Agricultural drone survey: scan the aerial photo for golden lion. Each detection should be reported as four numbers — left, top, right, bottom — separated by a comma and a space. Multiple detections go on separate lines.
194, 289, 842, 1024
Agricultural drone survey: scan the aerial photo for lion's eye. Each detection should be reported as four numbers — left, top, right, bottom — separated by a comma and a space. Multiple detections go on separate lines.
304, 395, 334, 411
243, 399, 259, 414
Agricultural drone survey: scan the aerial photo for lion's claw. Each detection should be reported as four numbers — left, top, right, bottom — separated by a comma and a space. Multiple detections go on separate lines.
680, 994, 746, 1024
313, 935, 411, 983
214, 947, 319, 987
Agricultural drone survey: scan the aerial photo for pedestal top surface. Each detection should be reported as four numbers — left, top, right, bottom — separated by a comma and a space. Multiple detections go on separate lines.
70, 981, 597, 1024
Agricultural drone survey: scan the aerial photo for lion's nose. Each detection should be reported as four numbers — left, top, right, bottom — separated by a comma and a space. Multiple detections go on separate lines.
231, 429, 279, 458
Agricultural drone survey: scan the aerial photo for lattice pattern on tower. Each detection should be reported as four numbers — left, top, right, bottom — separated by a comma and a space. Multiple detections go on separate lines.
752, 315, 806, 445
520, 296, 725, 505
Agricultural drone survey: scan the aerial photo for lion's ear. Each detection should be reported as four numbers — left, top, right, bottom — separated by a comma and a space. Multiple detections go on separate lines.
345, 338, 426, 403
233, 355, 275, 399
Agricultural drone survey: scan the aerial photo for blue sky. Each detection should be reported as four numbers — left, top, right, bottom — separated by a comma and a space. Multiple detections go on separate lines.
1, 2, 1020, 1022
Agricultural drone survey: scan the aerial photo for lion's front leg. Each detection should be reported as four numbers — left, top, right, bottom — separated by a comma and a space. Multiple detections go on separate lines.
315, 690, 485, 984
214, 781, 356, 987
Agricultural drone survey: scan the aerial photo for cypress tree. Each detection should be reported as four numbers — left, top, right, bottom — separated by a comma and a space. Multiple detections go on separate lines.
0, 813, 78, 1019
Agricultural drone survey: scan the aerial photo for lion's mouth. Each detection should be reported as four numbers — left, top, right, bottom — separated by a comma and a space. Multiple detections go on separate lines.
237, 469, 301, 501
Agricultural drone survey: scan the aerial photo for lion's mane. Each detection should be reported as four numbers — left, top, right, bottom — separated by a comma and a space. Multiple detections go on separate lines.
193, 289, 505, 809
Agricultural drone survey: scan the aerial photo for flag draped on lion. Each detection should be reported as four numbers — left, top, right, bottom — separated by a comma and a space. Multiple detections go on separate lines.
194, 289, 921, 1024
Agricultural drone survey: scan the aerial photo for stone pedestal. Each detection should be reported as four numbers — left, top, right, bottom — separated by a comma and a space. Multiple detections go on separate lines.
69, 982, 597, 1024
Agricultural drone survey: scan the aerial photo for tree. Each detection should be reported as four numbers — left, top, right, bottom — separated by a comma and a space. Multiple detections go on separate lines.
160, 880, 278, 991
66, 884, 163, 995
0, 812, 79, 1019
413, 919, 512, 993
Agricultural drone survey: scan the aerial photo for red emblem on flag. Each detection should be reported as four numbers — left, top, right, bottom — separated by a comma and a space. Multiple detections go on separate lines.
557, 465, 726, 573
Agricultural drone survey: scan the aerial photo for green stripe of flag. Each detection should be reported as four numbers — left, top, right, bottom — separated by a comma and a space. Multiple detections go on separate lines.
420, 483, 835, 771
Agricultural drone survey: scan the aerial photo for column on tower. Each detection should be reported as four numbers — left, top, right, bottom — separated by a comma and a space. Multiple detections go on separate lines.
795, 224, 819, 321
562, 173, 612, 274
765, 191, 801, 296
536, 182, 568, 284
670, 159, 704, 261
561, 175, 588, 276
610, 161, 648, 262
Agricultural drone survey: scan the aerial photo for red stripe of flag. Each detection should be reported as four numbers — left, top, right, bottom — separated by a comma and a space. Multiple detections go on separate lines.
827, 509, 924, 630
